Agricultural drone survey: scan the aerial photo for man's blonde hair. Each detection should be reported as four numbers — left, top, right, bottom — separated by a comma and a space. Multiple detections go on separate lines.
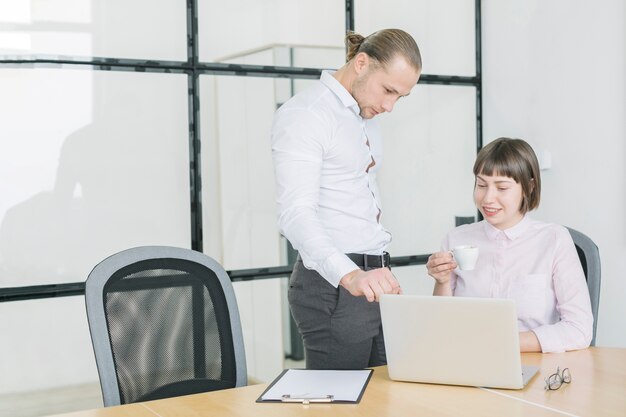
345, 29, 422, 72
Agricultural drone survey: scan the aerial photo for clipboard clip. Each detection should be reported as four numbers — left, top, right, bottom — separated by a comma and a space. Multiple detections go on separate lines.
281, 394, 334, 404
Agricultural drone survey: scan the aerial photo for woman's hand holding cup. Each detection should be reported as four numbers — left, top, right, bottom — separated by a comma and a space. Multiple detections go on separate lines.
426, 251, 458, 284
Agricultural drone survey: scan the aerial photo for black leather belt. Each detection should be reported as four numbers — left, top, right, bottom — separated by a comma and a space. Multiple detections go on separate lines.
346, 252, 391, 269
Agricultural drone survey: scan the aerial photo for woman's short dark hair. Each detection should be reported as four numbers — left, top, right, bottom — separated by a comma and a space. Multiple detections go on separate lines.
473, 137, 541, 213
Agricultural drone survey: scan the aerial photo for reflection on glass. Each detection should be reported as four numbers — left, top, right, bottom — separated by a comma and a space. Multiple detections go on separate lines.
0, 69, 190, 287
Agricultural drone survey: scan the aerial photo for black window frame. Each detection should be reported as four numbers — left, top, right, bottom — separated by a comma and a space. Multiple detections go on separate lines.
0, 0, 483, 303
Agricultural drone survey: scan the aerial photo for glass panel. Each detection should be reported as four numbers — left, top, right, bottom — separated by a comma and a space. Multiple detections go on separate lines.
200, 73, 282, 271
0, 1, 186, 60
200, 73, 289, 382
199, 0, 344, 68
355, 0, 476, 76
0, 296, 101, 415
0, 69, 191, 287
377, 85, 477, 256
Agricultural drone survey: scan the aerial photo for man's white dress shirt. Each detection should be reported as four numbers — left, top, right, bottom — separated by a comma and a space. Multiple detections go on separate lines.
271, 71, 391, 287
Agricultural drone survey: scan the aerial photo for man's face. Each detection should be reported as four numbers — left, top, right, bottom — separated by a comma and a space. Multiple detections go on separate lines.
351, 55, 420, 119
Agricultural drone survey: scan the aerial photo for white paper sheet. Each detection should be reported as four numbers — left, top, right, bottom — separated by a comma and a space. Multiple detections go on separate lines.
260, 369, 372, 402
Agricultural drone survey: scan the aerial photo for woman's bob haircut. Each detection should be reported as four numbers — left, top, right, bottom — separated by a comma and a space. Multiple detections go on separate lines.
473, 137, 541, 214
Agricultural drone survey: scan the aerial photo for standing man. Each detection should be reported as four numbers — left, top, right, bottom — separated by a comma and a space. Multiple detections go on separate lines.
271, 29, 422, 369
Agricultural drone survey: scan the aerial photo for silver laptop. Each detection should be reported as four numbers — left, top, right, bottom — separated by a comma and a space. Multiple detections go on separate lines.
380, 294, 539, 390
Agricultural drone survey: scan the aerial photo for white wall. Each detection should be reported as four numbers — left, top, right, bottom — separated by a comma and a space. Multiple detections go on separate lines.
483, 0, 626, 347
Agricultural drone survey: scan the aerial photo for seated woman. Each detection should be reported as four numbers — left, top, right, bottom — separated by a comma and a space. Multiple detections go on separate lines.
427, 138, 593, 353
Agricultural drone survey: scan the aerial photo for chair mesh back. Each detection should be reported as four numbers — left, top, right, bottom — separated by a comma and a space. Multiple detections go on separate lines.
102, 258, 236, 404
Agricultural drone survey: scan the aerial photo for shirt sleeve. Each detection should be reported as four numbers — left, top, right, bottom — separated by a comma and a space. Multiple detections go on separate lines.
531, 226, 594, 352
271, 107, 358, 287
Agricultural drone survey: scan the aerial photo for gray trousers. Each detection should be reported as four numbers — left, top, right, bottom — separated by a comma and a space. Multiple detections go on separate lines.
288, 259, 386, 369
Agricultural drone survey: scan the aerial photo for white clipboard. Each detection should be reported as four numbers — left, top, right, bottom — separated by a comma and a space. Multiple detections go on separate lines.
256, 369, 373, 404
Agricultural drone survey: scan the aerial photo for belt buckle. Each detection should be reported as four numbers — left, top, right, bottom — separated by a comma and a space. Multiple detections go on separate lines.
383, 251, 390, 267
364, 253, 389, 269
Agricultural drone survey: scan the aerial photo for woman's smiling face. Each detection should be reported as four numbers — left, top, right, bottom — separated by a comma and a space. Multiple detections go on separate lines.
474, 173, 525, 230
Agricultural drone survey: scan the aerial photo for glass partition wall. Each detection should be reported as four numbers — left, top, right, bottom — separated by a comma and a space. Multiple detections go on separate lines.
0, 1, 482, 415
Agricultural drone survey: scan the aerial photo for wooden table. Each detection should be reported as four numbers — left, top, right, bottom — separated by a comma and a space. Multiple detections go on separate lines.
51, 347, 626, 417
488, 347, 626, 417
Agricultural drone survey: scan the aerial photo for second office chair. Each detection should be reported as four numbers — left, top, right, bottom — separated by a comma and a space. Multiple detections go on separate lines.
85, 246, 247, 406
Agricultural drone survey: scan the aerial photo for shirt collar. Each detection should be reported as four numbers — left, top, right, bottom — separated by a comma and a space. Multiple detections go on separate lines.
320, 70, 361, 117
482, 215, 532, 241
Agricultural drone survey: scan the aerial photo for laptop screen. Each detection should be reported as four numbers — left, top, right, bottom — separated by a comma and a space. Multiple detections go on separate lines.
380, 294, 535, 389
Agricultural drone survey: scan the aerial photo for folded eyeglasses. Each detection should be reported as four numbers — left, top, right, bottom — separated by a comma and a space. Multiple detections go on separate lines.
544, 366, 571, 391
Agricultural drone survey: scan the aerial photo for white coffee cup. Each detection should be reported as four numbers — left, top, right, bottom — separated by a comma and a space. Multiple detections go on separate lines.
451, 245, 479, 271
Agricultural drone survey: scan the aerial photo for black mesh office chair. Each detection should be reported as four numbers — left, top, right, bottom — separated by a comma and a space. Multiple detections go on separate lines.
85, 246, 247, 406
566, 227, 601, 346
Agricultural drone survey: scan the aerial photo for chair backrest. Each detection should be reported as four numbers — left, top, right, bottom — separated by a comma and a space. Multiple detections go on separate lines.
566, 227, 601, 346
85, 246, 247, 406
